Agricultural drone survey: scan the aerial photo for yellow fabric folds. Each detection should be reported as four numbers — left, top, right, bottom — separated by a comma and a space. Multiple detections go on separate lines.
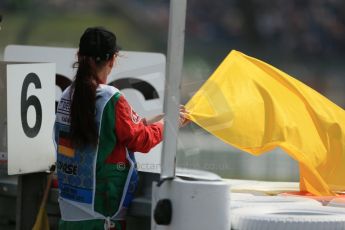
186, 50, 345, 196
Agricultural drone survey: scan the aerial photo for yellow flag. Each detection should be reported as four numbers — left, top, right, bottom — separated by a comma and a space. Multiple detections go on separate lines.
186, 50, 345, 196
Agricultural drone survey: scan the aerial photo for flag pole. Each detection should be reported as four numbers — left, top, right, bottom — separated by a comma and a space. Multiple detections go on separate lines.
160, 0, 187, 180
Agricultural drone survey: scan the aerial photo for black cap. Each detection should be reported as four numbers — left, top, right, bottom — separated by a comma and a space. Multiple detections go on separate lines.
79, 27, 118, 62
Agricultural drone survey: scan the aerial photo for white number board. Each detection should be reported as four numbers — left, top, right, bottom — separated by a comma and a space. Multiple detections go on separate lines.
6, 63, 56, 175
5, 45, 165, 173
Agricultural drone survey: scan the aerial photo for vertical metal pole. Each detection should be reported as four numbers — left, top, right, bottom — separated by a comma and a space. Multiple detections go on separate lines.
16, 173, 46, 230
161, 0, 187, 180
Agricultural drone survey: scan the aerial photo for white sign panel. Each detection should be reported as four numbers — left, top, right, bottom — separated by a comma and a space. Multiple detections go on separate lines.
5, 45, 165, 173
7, 63, 55, 175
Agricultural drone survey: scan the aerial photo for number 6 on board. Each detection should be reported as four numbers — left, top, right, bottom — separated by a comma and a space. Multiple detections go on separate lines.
21, 73, 43, 138
5, 63, 56, 175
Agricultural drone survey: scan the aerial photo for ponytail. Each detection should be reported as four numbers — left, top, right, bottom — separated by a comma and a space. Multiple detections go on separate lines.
70, 26, 118, 148
70, 56, 102, 148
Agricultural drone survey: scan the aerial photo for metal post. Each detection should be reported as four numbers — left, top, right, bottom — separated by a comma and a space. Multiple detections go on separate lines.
16, 172, 47, 230
161, 0, 187, 180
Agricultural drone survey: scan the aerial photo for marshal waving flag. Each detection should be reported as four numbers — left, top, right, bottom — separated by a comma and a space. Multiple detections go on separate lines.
186, 50, 345, 196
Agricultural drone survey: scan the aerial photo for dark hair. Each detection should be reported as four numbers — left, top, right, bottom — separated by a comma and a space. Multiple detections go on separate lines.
70, 27, 118, 148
